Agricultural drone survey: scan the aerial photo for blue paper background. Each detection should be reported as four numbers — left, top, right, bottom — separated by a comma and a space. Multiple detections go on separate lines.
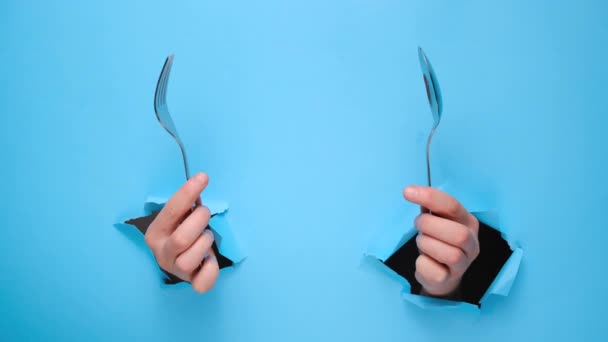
1, 0, 607, 340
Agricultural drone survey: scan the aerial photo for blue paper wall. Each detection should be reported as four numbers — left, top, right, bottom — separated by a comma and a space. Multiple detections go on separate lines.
1, 0, 607, 340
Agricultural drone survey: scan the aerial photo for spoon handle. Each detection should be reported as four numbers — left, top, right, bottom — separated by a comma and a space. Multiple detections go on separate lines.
422, 126, 438, 214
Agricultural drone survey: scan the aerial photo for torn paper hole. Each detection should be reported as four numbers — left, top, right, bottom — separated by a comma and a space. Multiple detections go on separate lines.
115, 196, 246, 283
364, 189, 523, 312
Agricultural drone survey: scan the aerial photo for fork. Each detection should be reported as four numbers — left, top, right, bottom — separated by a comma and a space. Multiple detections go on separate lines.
154, 55, 193, 181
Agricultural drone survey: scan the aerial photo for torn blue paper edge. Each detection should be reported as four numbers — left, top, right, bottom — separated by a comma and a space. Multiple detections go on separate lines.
114, 196, 247, 276
364, 182, 523, 312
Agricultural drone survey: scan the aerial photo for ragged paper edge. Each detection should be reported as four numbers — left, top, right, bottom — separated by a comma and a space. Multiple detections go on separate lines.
115, 196, 247, 266
363, 182, 523, 311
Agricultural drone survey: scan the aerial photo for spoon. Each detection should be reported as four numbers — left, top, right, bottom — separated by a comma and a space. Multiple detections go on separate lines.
418, 47, 443, 187
418, 47, 443, 213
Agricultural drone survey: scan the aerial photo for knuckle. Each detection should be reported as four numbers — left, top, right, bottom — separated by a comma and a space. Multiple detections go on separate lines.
169, 233, 190, 251
144, 232, 155, 248
164, 204, 180, 221
157, 258, 172, 273
454, 229, 470, 247
199, 206, 211, 222
422, 189, 433, 204
468, 214, 480, 233
415, 255, 425, 271
414, 271, 425, 286
413, 269, 420, 278
144, 232, 161, 254
415, 214, 430, 230
446, 250, 464, 266
471, 240, 481, 259
416, 234, 427, 249
174, 257, 193, 274
446, 200, 460, 216
432, 269, 448, 284
147, 219, 159, 233
202, 229, 215, 245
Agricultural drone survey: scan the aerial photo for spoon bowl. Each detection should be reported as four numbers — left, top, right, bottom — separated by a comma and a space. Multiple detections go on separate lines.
418, 47, 443, 129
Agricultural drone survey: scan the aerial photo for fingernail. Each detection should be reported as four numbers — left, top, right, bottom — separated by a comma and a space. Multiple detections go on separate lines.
193, 173, 207, 184
203, 228, 214, 239
405, 186, 418, 198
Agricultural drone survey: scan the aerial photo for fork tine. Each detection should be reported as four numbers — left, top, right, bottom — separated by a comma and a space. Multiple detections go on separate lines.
154, 55, 173, 109
161, 55, 173, 105
162, 66, 170, 104
154, 70, 163, 109
156, 68, 164, 103
158, 65, 168, 106
157, 73, 165, 107
159, 65, 168, 105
